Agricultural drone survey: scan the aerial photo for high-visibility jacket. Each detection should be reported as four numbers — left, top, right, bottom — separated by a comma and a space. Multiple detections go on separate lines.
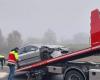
8, 51, 19, 65
0, 55, 5, 58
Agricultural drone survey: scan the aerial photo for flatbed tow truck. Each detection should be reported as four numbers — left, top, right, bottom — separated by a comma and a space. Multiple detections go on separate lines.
16, 9, 100, 80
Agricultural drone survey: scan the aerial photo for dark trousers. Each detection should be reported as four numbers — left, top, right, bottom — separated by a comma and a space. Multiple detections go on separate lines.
0, 58, 5, 69
8, 65, 15, 80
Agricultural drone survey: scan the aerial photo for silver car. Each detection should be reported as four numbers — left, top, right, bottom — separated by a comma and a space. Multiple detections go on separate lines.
17, 44, 69, 68
18, 45, 41, 67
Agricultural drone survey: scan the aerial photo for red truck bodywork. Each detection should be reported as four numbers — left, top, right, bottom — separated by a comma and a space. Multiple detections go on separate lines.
91, 9, 100, 47
16, 9, 100, 72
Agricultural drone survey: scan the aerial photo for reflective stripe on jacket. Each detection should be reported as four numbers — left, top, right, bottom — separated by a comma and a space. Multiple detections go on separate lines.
0, 55, 4, 58
8, 51, 18, 64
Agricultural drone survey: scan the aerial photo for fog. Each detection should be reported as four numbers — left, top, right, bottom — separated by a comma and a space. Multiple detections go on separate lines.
0, 0, 100, 40
0, 0, 99, 54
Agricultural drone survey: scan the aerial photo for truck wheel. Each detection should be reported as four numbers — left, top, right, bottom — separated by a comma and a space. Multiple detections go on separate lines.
64, 70, 85, 80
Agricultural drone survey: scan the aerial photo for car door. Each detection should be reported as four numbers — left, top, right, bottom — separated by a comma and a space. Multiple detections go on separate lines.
18, 45, 41, 67
18, 46, 28, 66
18, 46, 27, 61
27, 46, 41, 64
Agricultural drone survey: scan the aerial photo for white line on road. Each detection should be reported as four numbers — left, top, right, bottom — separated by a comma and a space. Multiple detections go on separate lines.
0, 72, 8, 79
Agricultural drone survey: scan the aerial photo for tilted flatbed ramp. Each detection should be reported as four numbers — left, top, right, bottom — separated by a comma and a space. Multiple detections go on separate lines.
16, 45, 100, 72
73, 53, 100, 62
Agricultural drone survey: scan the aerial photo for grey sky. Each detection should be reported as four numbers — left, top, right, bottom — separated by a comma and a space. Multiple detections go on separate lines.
0, 0, 100, 40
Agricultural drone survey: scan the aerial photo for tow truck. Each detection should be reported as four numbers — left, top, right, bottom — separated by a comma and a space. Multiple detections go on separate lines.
16, 9, 100, 80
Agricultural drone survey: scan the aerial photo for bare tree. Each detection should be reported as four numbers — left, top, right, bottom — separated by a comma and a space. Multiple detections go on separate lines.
0, 29, 6, 52
59, 32, 90, 51
7, 30, 23, 50
25, 37, 42, 45
73, 32, 89, 44
42, 29, 57, 45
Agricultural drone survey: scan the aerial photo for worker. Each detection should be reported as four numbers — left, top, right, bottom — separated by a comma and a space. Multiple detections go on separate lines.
0, 54, 5, 69
7, 47, 19, 80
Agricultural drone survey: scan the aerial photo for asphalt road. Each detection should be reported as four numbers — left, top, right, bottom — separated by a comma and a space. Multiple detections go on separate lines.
0, 66, 63, 80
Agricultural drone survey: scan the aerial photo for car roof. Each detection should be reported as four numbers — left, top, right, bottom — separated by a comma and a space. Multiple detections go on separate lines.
20, 44, 68, 50
42, 44, 64, 48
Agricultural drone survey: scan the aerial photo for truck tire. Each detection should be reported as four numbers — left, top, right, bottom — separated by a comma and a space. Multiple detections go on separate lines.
64, 70, 85, 80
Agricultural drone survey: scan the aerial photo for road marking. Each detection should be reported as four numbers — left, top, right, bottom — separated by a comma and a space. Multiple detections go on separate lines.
0, 72, 8, 78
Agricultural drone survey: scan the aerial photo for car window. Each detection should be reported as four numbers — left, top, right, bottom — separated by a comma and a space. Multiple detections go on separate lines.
19, 47, 26, 54
25, 46, 38, 52
19, 45, 38, 54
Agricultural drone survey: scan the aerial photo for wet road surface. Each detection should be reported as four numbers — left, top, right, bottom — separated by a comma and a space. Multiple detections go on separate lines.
0, 66, 63, 80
